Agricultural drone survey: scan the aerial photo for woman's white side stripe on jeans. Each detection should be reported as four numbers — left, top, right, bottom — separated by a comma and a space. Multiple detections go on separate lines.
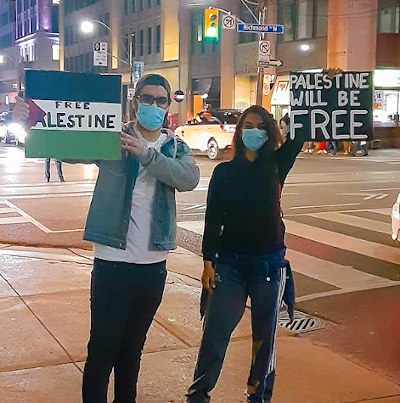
267, 266, 287, 377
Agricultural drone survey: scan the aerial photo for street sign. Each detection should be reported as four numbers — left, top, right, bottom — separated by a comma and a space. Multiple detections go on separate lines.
269, 59, 283, 67
132, 61, 145, 86
222, 14, 236, 30
127, 88, 135, 100
263, 74, 271, 96
93, 41, 108, 67
258, 40, 270, 68
237, 23, 284, 34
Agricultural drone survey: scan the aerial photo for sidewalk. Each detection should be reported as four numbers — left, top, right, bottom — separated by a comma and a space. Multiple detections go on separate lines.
0, 244, 399, 403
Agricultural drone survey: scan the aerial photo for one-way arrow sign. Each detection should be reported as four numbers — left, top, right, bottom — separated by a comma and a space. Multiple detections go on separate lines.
269, 59, 283, 67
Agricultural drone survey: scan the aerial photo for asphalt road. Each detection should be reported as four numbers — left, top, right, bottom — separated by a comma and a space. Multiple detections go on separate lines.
0, 142, 399, 385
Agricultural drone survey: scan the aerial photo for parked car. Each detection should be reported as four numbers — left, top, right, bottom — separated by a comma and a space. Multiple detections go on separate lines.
175, 109, 241, 159
392, 192, 400, 242
0, 112, 27, 146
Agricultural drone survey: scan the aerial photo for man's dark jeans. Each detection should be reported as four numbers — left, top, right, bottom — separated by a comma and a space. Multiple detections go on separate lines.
82, 258, 167, 403
187, 250, 286, 403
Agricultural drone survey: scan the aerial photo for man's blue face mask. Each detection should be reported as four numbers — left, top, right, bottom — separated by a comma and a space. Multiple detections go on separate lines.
136, 103, 167, 131
242, 128, 268, 151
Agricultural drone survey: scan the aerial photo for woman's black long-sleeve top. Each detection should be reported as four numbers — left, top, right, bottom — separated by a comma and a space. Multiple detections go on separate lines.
202, 141, 303, 261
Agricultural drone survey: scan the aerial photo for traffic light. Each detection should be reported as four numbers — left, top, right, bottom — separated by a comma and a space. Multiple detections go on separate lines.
204, 9, 219, 39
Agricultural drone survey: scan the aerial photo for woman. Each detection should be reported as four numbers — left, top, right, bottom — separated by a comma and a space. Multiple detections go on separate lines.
186, 105, 302, 403
13, 74, 200, 403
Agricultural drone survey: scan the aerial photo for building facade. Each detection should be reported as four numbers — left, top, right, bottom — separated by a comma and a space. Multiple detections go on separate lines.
60, 0, 181, 124
0, 0, 17, 112
0, 0, 60, 113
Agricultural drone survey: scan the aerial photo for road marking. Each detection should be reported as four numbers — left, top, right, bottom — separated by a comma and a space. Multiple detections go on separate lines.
181, 204, 205, 211
308, 211, 391, 234
286, 249, 395, 290
177, 220, 398, 291
289, 203, 359, 210
338, 192, 388, 200
285, 220, 400, 265
0, 200, 84, 233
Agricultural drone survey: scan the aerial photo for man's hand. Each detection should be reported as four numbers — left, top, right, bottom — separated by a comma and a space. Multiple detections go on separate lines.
13, 96, 30, 123
202, 260, 215, 292
120, 131, 147, 157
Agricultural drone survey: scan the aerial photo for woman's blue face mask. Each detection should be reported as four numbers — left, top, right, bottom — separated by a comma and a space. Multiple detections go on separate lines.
242, 128, 268, 151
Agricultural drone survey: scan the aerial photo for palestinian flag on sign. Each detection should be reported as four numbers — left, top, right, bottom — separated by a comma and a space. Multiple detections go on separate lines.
25, 70, 122, 160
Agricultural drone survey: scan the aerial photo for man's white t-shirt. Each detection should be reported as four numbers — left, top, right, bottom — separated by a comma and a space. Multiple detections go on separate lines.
93, 133, 169, 264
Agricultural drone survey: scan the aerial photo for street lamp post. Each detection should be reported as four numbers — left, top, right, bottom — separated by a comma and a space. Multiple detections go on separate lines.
80, 19, 135, 121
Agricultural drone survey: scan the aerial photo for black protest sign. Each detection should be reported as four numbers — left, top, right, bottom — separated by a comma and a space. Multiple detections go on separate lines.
289, 72, 373, 141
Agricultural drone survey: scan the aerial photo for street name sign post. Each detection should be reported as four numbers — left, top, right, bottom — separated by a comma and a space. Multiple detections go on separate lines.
24, 70, 122, 160
237, 23, 284, 34
289, 71, 373, 142
93, 41, 108, 67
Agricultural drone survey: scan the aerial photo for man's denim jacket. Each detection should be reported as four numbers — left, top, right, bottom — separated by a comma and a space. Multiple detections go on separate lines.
83, 132, 200, 250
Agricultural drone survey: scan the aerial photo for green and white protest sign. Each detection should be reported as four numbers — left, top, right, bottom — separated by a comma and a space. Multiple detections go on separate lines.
289, 71, 373, 141
25, 70, 122, 160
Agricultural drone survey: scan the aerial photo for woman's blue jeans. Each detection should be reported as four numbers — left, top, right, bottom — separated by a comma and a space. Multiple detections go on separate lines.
187, 250, 287, 403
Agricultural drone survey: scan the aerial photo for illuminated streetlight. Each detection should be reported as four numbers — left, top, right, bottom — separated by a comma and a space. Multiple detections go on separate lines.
300, 44, 310, 52
81, 20, 95, 34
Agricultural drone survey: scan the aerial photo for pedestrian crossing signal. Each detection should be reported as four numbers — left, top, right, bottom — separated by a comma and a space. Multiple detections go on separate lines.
204, 9, 219, 39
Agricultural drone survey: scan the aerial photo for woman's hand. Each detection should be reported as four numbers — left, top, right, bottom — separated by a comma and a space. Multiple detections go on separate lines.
201, 260, 215, 292
13, 96, 30, 123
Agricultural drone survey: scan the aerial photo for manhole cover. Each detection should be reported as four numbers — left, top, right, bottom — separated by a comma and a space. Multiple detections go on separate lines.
278, 310, 325, 334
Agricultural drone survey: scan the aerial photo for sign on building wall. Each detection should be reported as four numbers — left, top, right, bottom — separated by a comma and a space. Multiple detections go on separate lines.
289, 71, 373, 141
24, 70, 122, 160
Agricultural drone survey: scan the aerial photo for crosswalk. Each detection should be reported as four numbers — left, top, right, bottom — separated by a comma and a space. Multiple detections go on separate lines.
177, 207, 399, 301
0, 199, 84, 233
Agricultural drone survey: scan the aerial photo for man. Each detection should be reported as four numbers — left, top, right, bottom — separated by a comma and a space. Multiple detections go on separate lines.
14, 74, 200, 402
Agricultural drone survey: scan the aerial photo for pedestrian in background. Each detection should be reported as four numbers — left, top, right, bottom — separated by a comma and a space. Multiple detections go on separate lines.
13, 74, 200, 403
186, 105, 302, 403
279, 113, 290, 143
327, 141, 338, 156
44, 158, 65, 182
351, 140, 368, 156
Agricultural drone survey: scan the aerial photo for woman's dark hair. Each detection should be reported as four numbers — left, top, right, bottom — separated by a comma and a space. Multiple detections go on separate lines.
134, 74, 172, 103
232, 105, 281, 160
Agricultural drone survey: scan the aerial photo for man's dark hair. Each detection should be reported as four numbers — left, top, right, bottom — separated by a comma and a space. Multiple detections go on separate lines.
134, 74, 172, 103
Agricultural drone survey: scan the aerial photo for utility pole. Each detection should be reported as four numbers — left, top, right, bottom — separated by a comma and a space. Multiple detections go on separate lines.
256, 0, 268, 106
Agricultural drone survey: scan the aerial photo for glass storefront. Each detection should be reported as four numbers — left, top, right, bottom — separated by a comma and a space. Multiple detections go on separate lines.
374, 69, 400, 126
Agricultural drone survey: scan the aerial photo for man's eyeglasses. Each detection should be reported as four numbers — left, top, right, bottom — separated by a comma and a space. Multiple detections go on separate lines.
136, 94, 170, 108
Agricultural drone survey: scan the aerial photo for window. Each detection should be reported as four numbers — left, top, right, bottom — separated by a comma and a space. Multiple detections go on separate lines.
279, 0, 295, 41
124, 0, 129, 14
278, 0, 322, 41
156, 24, 161, 53
316, 0, 328, 37
378, 0, 400, 33
140, 29, 144, 56
148, 27, 152, 54
52, 43, 60, 60
156, 0, 160, 5
297, 0, 314, 39
147, 0, 151, 8
238, 3, 257, 43
139, 0, 143, 11
131, 0, 135, 14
